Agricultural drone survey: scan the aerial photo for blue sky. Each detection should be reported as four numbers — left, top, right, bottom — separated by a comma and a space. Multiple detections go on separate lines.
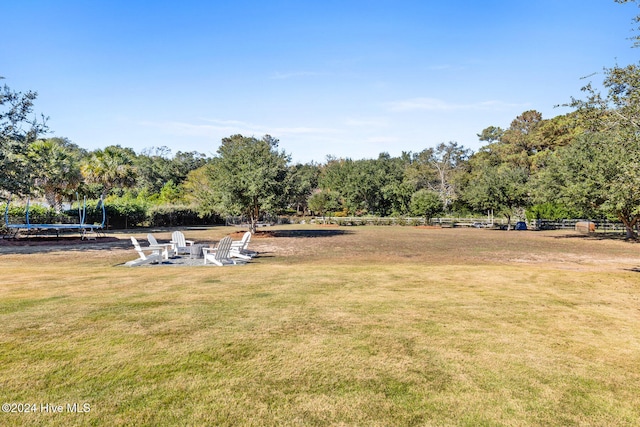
1, 1, 637, 163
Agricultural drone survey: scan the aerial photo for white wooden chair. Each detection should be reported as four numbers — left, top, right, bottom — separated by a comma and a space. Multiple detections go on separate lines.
147, 233, 174, 259
170, 231, 195, 255
230, 231, 257, 260
125, 236, 162, 266
203, 236, 246, 266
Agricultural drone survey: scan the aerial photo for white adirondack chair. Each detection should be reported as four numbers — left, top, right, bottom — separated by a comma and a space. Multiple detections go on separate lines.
125, 236, 162, 266
147, 233, 174, 260
230, 231, 257, 260
170, 231, 195, 255
203, 236, 246, 266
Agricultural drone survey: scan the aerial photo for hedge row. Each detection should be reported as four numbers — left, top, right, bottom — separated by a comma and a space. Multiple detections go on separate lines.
2, 202, 223, 229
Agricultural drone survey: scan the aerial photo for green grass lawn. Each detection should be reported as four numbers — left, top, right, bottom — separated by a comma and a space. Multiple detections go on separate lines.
1, 226, 639, 426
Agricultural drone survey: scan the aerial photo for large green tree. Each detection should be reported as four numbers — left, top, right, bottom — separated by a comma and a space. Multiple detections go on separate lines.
319, 153, 407, 216
462, 162, 529, 229
478, 110, 543, 173
0, 79, 48, 196
135, 146, 173, 195
466, 110, 583, 224
410, 189, 443, 222
427, 142, 471, 211
183, 165, 218, 213
27, 137, 83, 211
534, 132, 640, 238
551, 1, 640, 237
81, 145, 138, 198
135, 147, 208, 195
307, 189, 342, 219
403, 143, 470, 213
284, 162, 320, 215
203, 134, 290, 233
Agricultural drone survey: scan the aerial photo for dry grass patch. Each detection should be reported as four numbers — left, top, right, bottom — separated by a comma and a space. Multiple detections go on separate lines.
0, 226, 639, 426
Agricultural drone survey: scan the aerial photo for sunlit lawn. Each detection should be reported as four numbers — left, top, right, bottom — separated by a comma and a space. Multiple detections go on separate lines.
1, 225, 639, 426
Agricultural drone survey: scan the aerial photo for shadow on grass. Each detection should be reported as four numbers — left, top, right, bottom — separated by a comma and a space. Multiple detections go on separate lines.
551, 233, 640, 243
0, 235, 121, 245
250, 229, 353, 239
0, 229, 353, 255
0, 236, 130, 255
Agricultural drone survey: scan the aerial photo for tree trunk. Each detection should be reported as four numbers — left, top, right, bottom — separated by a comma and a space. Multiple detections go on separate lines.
249, 203, 260, 234
45, 191, 58, 213
625, 226, 635, 240
618, 214, 638, 240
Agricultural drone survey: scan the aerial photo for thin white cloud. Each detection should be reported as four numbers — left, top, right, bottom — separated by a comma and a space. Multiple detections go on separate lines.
387, 97, 529, 112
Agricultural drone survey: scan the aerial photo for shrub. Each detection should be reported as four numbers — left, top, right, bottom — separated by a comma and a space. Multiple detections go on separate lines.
99, 197, 148, 229
395, 217, 408, 226
410, 189, 443, 221
147, 205, 222, 227
409, 218, 423, 226
6, 202, 75, 224
526, 202, 580, 221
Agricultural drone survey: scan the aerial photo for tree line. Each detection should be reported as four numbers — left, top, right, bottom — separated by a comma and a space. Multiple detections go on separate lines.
2, 2, 639, 236
1, 103, 638, 237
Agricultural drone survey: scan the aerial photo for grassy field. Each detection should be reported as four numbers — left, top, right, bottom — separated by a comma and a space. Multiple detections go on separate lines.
0, 225, 639, 426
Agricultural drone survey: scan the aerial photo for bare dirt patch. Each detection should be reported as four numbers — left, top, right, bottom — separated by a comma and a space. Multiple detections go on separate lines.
2, 226, 639, 272
229, 228, 349, 239
0, 236, 119, 246
249, 226, 640, 272
0, 235, 127, 255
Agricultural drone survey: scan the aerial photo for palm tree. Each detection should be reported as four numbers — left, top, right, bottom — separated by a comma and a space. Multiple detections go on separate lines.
81, 145, 138, 198
28, 138, 82, 212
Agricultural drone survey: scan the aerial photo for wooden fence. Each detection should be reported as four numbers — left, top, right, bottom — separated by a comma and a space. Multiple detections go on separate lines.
304, 216, 626, 231
225, 214, 628, 232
